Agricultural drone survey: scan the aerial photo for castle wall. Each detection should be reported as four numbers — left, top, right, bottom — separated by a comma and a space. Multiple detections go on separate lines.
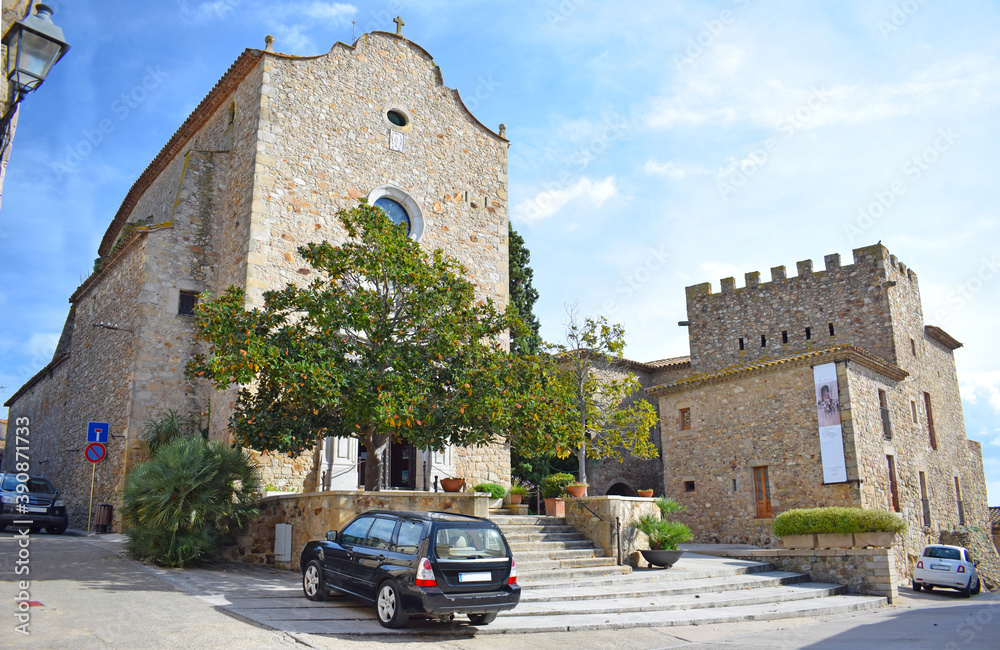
684, 245, 896, 374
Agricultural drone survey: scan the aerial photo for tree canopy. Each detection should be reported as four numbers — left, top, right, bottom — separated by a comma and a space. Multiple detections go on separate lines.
187, 201, 527, 490
508, 224, 542, 356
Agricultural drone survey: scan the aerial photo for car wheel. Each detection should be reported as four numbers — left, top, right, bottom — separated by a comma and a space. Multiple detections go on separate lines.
302, 560, 327, 602
971, 577, 982, 596
46, 519, 68, 535
912, 582, 921, 592
468, 612, 498, 626
375, 580, 409, 629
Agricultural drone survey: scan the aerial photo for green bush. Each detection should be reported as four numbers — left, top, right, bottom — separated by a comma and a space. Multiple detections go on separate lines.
633, 514, 693, 550
540, 472, 576, 499
473, 483, 506, 500
771, 507, 907, 537
123, 435, 261, 567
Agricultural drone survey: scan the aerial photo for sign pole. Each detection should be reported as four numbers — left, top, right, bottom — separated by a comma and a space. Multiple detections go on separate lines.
87, 463, 96, 533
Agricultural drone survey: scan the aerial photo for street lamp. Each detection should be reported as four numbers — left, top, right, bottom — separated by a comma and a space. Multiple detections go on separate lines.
0, 3, 70, 154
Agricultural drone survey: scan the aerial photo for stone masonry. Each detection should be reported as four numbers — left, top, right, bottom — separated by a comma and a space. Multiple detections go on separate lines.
3, 29, 511, 528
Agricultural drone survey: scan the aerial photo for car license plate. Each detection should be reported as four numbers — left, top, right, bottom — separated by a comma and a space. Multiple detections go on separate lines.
26, 506, 46, 513
458, 572, 491, 583
930, 564, 950, 571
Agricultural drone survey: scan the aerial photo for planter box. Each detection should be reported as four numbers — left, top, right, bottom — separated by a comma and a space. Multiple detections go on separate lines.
641, 549, 683, 568
489, 498, 503, 509
854, 532, 896, 547
816, 533, 855, 548
544, 497, 565, 518
781, 534, 818, 549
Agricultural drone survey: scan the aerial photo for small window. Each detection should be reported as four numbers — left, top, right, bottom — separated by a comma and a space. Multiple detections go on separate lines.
955, 477, 965, 525
910, 400, 918, 424
887, 456, 900, 512
910, 338, 917, 356
878, 389, 892, 439
919, 471, 931, 528
761, 334, 767, 347
738, 337, 745, 351
732, 478, 737, 492
781, 330, 788, 344
227, 102, 235, 126
924, 392, 937, 449
373, 197, 411, 234
178, 291, 200, 316
679, 408, 691, 431
684, 480, 695, 493
828, 322, 835, 336
753, 466, 772, 518
805, 327, 812, 340
386, 109, 408, 128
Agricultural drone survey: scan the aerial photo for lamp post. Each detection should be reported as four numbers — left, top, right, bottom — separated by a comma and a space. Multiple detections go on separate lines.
0, 3, 70, 156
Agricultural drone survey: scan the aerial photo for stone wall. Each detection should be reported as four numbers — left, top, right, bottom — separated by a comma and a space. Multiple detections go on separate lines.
224, 490, 489, 570
698, 547, 898, 602
939, 528, 1000, 591
563, 496, 661, 567
684, 245, 896, 374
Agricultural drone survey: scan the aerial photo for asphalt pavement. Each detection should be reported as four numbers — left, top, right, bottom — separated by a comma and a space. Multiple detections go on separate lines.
2, 529, 998, 649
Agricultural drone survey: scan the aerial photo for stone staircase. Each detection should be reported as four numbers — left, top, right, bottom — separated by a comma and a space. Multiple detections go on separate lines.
487, 514, 887, 634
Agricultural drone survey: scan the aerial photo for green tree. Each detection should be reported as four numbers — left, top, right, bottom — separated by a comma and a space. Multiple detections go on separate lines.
508, 224, 542, 356
123, 434, 261, 567
555, 308, 659, 485
187, 201, 525, 491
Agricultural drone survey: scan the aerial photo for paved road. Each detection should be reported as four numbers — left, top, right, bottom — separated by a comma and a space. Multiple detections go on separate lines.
2, 530, 997, 648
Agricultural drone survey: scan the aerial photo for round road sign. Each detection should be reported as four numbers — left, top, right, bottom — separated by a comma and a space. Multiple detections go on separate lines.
85, 442, 106, 463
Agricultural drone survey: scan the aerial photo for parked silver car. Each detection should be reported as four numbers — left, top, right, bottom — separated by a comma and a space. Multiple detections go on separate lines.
912, 544, 981, 597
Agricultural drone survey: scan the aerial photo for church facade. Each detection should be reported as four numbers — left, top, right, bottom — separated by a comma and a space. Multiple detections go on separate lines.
3, 29, 511, 528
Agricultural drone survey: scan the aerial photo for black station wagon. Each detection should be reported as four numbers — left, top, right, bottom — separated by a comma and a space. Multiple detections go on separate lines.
300, 510, 520, 628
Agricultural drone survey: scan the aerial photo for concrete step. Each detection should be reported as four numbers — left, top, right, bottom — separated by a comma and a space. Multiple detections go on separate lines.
508, 539, 596, 552
504, 532, 590, 543
518, 556, 619, 572
507, 582, 847, 617
513, 548, 606, 561
491, 515, 567, 526
498, 525, 582, 536
517, 564, 633, 581
477, 595, 887, 634
519, 570, 809, 602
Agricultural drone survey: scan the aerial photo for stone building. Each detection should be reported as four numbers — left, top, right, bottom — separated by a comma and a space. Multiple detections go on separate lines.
642, 244, 990, 579
2, 28, 511, 529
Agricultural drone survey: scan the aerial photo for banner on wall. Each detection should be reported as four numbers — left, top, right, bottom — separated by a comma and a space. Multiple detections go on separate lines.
814, 362, 848, 483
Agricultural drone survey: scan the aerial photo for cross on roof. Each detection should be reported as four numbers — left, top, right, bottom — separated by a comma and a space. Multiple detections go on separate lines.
393, 16, 405, 35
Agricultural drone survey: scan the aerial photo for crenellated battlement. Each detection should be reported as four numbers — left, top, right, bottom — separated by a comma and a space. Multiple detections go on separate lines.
686, 244, 917, 299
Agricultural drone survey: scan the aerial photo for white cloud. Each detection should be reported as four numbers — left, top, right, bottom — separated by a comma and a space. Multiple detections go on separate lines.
962, 371, 1000, 413
23, 333, 59, 365
301, 2, 356, 23
512, 176, 617, 223
644, 160, 707, 179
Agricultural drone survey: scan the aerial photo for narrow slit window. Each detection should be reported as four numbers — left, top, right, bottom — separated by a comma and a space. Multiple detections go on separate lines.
761, 334, 767, 348
910, 400, 918, 424
878, 389, 892, 439
910, 338, 917, 356
178, 291, 200, 316
955, 477, 965, 525
919, 472, 931, 527
805, 327, 812, 340
887, 455, 900, 512
781, 330, 788, 344
732, 478, 738, 492
828, 322, 835, 336
924, 392, 937, 449
738, 337, 744, 351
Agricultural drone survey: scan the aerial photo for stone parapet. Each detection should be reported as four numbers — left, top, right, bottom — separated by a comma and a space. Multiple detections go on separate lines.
224, 490, 489, 570
564, 496, 662, 567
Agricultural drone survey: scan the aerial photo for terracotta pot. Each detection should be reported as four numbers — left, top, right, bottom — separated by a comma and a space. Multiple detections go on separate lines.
781, 534, 818, 549
510, 494, 522, 505
637, 490, 654, 498
641, 549, 683, 568
440, 478, 465, 492
543, 497, 565, 518
564, 484, 587, 498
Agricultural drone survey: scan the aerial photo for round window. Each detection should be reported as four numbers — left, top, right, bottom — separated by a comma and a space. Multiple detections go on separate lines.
374, 197, 411, 234
387, 110, 408, 128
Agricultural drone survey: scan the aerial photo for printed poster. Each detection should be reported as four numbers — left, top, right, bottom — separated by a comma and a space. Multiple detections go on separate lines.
814, 362, 847, 483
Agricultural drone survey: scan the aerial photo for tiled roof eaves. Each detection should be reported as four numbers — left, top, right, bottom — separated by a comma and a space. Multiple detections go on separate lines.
97, 49, 264, 256
72, 224, 165, 303
646, 345, 907, 396
4, 354, 70, 407
925, 325, 963, 350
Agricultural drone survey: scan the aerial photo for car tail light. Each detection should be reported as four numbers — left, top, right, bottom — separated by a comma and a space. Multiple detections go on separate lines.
917, 561, 923, 569
958, 565, 966, 573
416, 557, 436, 587
508, 558, 517, 585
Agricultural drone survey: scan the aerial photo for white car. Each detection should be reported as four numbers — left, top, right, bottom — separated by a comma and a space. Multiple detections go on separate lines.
912, 544, 981, 597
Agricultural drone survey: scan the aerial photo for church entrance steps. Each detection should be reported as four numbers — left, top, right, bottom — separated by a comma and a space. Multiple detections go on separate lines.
491, 514, 629, 580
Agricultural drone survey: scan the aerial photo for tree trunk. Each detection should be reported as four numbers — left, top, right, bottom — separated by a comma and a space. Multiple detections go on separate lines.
363, 428, 390, 492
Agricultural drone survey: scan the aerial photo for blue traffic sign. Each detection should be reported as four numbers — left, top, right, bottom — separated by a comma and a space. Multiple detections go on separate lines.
85, 442, 106, 463
88, 422, 109, 443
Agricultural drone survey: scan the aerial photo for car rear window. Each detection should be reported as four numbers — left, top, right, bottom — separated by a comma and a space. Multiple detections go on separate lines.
433, 526, 508, 559
1, 476, 54, 493
395, 521, 423, 555
924, 547, 961, 560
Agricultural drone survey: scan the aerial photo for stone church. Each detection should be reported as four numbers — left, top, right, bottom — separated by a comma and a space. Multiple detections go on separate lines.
3, 27, 511, 528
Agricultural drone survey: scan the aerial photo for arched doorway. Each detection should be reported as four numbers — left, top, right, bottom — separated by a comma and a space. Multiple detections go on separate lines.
606, 482, 637, 497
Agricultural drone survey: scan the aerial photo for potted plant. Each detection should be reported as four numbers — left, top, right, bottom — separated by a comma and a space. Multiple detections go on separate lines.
540, 472, 575, 517
634, 497, 692, 568
564, 481, 588, 498
473, 482, 507, 508
771, 507, 907, 549
440, 477, 465, 492
508, 481, 530, 505
637, 489, 654, 498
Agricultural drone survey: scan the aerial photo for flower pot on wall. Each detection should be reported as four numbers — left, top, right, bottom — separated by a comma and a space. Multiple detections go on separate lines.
641, 549, 683, 568
510, 494, 522, 505
854, 532, 896, 548
544, 497, 565, 518
637, 490, 654, 498
564, 485, 587, 498
440, 478, 465, 493
816, 533, 855, 548
781, 534, 818, 549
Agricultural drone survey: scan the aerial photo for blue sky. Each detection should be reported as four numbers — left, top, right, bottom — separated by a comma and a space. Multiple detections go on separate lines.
2, 0, 998, 503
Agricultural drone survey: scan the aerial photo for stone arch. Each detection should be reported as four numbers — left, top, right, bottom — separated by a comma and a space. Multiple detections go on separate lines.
606, 482, 637, 497
366, 185, 425, 241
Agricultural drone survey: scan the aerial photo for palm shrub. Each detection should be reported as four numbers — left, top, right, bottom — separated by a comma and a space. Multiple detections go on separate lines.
140, 409, 206, 456
633, 514, 693, 551
654, 497, 686, 517
123, 435, 261, 567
